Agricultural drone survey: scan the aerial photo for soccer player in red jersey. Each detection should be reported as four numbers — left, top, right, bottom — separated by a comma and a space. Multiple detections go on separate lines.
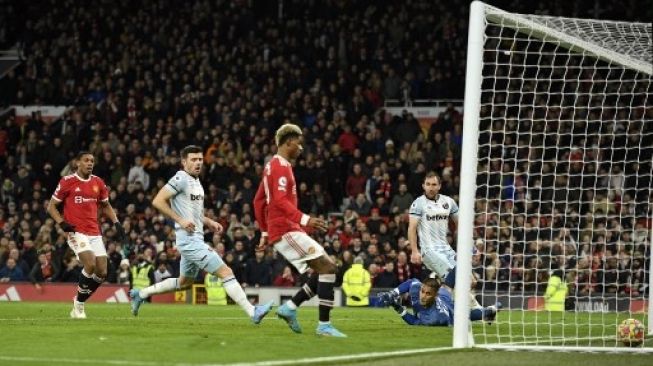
254, 124, 346, 337
47, 151, 125, 318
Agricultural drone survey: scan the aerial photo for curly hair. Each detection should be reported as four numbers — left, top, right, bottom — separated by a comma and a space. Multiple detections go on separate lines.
275, 123, 302, 147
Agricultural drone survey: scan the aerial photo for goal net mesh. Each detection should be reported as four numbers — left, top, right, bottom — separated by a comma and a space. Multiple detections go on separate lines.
471, 4, 652, 349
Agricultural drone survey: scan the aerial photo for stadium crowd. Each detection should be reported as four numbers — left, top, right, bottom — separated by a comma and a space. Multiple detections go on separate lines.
0, 0, 650, 299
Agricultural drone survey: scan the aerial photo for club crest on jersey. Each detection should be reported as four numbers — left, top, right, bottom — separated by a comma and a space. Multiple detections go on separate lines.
278, 176, 287, 191
93, 185, 99, 193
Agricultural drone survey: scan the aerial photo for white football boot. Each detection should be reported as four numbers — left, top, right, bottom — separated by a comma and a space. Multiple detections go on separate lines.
70, 297, 87, 319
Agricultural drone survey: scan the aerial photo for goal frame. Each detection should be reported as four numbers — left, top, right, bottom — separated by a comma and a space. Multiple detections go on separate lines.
454, 0, 653, 351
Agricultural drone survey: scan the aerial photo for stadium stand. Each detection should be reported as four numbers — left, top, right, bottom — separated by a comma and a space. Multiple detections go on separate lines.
0, 0, 650, 303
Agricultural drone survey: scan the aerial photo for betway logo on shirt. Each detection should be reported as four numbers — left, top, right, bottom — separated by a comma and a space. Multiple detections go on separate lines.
426, 214, 449, 221
74, 196, 98, 203
190, 194, 204, 201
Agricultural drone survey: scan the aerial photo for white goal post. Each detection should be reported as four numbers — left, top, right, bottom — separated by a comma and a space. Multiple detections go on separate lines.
455, 1, 652, 352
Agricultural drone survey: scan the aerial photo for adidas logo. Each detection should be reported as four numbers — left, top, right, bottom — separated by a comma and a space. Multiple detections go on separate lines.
0, 286, 21, 301
75, 187, 82, 192
105, 288, 129, 303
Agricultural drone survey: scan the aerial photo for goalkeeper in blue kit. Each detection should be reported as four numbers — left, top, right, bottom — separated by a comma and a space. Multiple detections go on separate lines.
378, 277, 499, 326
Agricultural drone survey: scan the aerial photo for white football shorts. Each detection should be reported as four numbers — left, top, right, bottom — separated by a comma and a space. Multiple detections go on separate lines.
67, 232, 107, 258
422, 246, 456, 278
274, 231, 326, 274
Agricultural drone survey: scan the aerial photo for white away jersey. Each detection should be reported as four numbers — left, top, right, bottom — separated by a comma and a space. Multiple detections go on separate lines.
409, 194, 458, 251
165, 170, 205, 237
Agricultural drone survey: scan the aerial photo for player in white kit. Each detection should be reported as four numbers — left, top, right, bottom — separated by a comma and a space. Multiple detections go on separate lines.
408, 172, 458, 288
129, 145, 272, 324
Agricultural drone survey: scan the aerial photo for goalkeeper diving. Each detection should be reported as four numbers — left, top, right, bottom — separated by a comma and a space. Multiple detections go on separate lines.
377, 276, 500, 326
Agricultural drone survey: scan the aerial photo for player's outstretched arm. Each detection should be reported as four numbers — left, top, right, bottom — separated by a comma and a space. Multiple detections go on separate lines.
389, 301, 420, 325
378, 278, 417, 306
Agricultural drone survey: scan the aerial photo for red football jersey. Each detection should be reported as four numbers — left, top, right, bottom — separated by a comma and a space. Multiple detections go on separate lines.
254, 155, 309, 243
51, 174, 109, 236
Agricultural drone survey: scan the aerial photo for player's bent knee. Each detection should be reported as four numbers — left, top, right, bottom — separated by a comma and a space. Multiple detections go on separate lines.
83, 264, 96, 274
216, 264, 233, 278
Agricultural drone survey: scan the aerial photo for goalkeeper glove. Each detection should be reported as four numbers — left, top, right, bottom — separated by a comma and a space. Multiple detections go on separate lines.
377, 290, 400, 307
392, 302, 406, 315
114, 222, 126, 241
59, 222, 76, 233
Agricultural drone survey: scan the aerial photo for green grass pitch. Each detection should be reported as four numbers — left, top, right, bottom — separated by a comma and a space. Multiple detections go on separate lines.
0, 302, 650, 366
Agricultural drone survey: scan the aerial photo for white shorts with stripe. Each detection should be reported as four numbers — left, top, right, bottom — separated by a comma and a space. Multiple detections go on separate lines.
67, 232, 107, 258
274, 232, 326, 274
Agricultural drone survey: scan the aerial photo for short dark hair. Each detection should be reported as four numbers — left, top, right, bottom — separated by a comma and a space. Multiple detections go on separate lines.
181, 145, 203, 159
422, 277, 442, 292
76, 151, 93, 160
424, 171, 440, 183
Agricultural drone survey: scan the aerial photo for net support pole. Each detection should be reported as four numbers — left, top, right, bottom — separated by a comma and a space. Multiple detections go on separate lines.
453, 0, 485, 349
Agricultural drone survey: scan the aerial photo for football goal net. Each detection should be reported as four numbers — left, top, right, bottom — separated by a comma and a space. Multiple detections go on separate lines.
454, 1, 652, 353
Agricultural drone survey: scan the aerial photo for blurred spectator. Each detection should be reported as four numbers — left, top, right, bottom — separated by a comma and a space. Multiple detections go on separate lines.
366, 209, 384, 235
116, 259, 131, 286
0, 258, 26, 282
153, 260, 173, 284
346, 164, 367, 199
375, 262, 399, 288
130, 253, 154, 291
368, 263, 380, 287
4, 248, 30, 275
59, 257, 82, 283
273, 265, 297, 287
29, 250, 59, 287
395, 251, 412, 283
349, 193, 372, 216
204, 273, 227, 305
342, 257, 371, 306
106, 243, 123, 284
390, 183, 413, 215
128, 157, 150, 191
244, 250, 271, 287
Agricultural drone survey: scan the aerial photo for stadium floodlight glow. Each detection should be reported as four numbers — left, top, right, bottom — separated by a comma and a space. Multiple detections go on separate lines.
455, 0, 652, 352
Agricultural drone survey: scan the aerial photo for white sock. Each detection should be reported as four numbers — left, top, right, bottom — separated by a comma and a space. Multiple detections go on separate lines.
139, 278, 179, 299
222, 276, 255, 317
286, 300, 298, 310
